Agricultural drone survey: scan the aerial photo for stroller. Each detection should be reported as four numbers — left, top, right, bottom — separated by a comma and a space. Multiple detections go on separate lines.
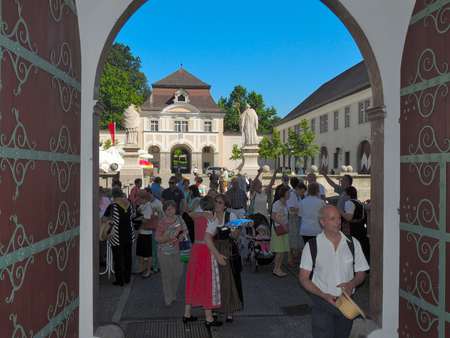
243, 213, 275, 272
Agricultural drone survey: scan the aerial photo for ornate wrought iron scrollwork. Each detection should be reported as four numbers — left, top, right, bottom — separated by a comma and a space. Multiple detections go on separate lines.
46, 201, 77, 271
49, 125, 77, 192
408, 162, 439, 186
47, 281, 76, 338
0, 0, 38, 95
407, 270, 439, 305
407, 48, 449, 119
406, 301, 439, 332
49, 125, 77, 154
408, 125, 450, 155
50, 42, 79, 113
406, 232, 439, 264
405, 198, 439, 227
9, 313, 33, 338
50, 161, 75, 193
0, 215, 34, 304
424, 2, 450, 34
49, 0, 77, 23
0, 108, 37, 199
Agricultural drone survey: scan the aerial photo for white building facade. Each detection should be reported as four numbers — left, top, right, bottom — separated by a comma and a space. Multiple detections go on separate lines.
100, 68, 249, 177
276, 62, 372, 174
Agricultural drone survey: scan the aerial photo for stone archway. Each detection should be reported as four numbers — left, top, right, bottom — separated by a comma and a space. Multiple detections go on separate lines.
201, 146, 214, 173
171, 145, 191, 174
319, 146, 329, 173
358, 140, 371, 174
90, 0, 388, 331
148, 145, 160, 168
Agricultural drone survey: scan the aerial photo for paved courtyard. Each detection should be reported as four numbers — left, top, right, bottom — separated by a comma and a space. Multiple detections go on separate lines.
98, 259, 371, 338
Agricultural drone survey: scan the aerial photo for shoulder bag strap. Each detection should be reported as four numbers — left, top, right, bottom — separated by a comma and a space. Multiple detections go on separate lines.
309, 237, 317, 280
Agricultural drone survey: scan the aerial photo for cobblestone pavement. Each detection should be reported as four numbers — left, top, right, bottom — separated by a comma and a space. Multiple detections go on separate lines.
98, 259, 370, 338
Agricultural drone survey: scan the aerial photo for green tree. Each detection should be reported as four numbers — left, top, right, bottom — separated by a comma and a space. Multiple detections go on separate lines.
98, 43, 150, 129
258, 129, 287, 161
218, 85, 280, 134
229, 144, 243, 160
287, 119, 319, 169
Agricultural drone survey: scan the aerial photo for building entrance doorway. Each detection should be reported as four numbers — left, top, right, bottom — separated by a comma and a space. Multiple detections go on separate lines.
201, 146, 214, 173
171, 145, 191, 174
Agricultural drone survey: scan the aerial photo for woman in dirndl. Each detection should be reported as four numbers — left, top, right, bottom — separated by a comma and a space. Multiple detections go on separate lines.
184, 196, 226, 329
207, 194, 243, 322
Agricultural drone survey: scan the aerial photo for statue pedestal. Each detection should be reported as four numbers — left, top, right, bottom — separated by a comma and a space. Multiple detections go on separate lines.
239, 145, 260, 177
120, 145, 142, 188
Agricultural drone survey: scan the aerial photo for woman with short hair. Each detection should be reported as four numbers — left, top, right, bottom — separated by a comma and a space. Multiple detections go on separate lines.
299, 182, 326, 244
155, 200, 188, 305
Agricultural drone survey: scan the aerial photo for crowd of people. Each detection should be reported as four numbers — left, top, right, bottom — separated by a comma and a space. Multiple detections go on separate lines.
99, 168, 370, 337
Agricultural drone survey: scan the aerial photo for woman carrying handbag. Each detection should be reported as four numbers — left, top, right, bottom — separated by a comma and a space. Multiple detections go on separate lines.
270, 185, 290, 277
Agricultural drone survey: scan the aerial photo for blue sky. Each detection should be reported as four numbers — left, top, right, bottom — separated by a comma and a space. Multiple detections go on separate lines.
116, 0, 362, 117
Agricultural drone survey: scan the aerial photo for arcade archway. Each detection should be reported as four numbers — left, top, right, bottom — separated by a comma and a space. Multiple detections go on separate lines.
201, 146, 214, 173
88, 0, 391, 335
171, 145, 191, 174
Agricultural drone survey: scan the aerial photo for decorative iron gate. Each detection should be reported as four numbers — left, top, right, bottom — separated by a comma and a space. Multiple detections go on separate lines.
0, 1, 80, 336
399, 1, 450, 337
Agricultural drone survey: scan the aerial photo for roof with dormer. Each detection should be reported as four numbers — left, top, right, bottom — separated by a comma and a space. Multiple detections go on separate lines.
142, 68, 223, 113
152, 68, 211, 89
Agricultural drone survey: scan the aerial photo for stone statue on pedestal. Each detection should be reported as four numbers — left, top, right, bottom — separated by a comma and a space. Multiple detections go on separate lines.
124, 104, 140, 145
240, 103, 259, 146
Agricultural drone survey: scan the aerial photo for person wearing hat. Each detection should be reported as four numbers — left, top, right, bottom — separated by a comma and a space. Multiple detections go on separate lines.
299, 205, 369, 338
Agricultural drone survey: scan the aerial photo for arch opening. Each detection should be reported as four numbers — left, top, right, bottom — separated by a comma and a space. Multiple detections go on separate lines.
91, 0, 387, 331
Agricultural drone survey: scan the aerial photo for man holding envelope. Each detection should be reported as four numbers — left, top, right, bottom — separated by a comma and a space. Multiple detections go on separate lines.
299, 205, 369, 338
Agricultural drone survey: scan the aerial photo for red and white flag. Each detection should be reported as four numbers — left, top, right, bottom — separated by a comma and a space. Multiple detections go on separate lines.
107, 122, 116, 144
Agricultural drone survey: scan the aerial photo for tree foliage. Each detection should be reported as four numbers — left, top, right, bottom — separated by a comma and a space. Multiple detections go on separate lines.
218, 85, 280, 134
286, 119, 319, 167
229, 144, 243, 160
98, 43, 150, 129
258, 129, 287, 161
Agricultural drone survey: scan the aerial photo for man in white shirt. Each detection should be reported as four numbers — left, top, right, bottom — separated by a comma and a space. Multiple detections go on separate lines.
299, 205, 369, 338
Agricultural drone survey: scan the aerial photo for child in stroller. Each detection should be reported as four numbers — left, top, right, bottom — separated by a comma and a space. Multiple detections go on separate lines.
244, 213, 274, 271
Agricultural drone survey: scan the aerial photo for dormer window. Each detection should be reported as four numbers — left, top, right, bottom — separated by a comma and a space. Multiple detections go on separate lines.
174, 89, 189, 103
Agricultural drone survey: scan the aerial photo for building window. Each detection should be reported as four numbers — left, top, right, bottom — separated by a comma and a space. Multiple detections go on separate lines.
149, 120, 159, 132
174, 89, 190, 103
282, 129, 286, 142
311, 156, 315, 166
334, 111, 339, 130
345, 106, 351, 128
358, 102, 364, 124
345, 151, 350, 166
364, 99, 371, 122
319, 114, 328, 133
204, 121, 212, 132
175, 120, 188, 133
334, 152, 339, 169
311, 118, 316, 133
294, 124, 300, 134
